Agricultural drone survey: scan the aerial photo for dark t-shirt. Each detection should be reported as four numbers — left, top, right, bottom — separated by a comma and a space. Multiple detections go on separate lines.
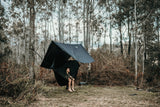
65, 73, 74, 80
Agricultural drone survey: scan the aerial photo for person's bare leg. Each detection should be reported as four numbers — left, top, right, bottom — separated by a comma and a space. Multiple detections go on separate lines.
68, 78, 72, 92
71, 79, 76, 91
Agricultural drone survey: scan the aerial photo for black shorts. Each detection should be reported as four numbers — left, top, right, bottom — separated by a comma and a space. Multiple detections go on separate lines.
65, 74, 74, 80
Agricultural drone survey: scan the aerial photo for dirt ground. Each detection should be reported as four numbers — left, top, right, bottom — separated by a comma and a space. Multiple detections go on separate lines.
29, 85, 160, 107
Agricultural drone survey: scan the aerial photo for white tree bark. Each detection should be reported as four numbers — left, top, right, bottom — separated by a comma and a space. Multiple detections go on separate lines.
28, 0, 36, 82
134, 0, 138, 89
83, 0, 86, 47
140, 34, 145, 87
58, 0, 62, 42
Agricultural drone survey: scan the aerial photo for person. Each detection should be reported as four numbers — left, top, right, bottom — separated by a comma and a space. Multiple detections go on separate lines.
66, 68, 76, 92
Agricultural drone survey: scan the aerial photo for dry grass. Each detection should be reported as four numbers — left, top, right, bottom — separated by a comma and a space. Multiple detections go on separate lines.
29, 85, 160, 107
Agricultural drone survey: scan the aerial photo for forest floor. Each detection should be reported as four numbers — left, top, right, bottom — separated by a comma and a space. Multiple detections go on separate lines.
28, 85, 160, 107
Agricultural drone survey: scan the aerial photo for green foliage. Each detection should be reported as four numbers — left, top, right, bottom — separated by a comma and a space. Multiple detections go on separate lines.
0, 4, 7, 42
110, 0, 160, 86
145, 45, 160, 86
0, 4, 5, 16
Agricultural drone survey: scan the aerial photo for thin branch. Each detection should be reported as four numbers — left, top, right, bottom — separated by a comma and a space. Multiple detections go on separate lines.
29, 48, 43, 60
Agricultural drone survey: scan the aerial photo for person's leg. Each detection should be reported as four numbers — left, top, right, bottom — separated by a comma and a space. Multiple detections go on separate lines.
71, 79, 76, 91
68, 78, 72, 92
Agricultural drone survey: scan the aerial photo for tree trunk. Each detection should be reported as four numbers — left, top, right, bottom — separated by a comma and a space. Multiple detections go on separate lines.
140, 34, 145, 88
58, 0, 62, 42
88, 0, 91, 50
134, 0, 138, 89
17, 37, 20, 64
104, 23, 106, 47
22, 0, 27, 65
90, 0, 95, 49
76, 22, 79, 43
69, 20, 71, 43
108, 0, 112, 53
25, 7, 30, 65
157, 16, 159, 46
86, 0, 89, 51
144, 25, 147, 60
109, 22, 112, 53
92, 30, 94, 49
44, 19, 47, 55
28, 0, 36, 83
52, 17, 56, 41
69, 5, 71, 43
128, 13, 131, 56
83, 0, 86, 47
119, 23, 123, 55
61, 4, 64, 43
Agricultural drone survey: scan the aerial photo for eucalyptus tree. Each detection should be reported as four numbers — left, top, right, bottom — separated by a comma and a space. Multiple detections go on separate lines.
101, 0, 117, 53
112, 1, 125, 55
36, 0, 54, 56
9, 20, 24, 64
119, 0, 134, 56
90, 0, 108, 50
64, 0, 77, 43
107, 0, 114, 53
83, 0, 94, 51
58, 0, 65, 42
83, 0, 86, 47
100, 0, 160, 86
8, 0, 56, 82
6, 0, 35, 81
0, 2, 11, 62
120, 0, 160, 86
86, 0, 90, 51
71, 0, 82, 43
138, 0, 160, 85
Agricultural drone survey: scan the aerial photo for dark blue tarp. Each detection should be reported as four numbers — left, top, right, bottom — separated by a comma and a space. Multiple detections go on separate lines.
40, 41, 94, 86
40, 41, 94, 69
